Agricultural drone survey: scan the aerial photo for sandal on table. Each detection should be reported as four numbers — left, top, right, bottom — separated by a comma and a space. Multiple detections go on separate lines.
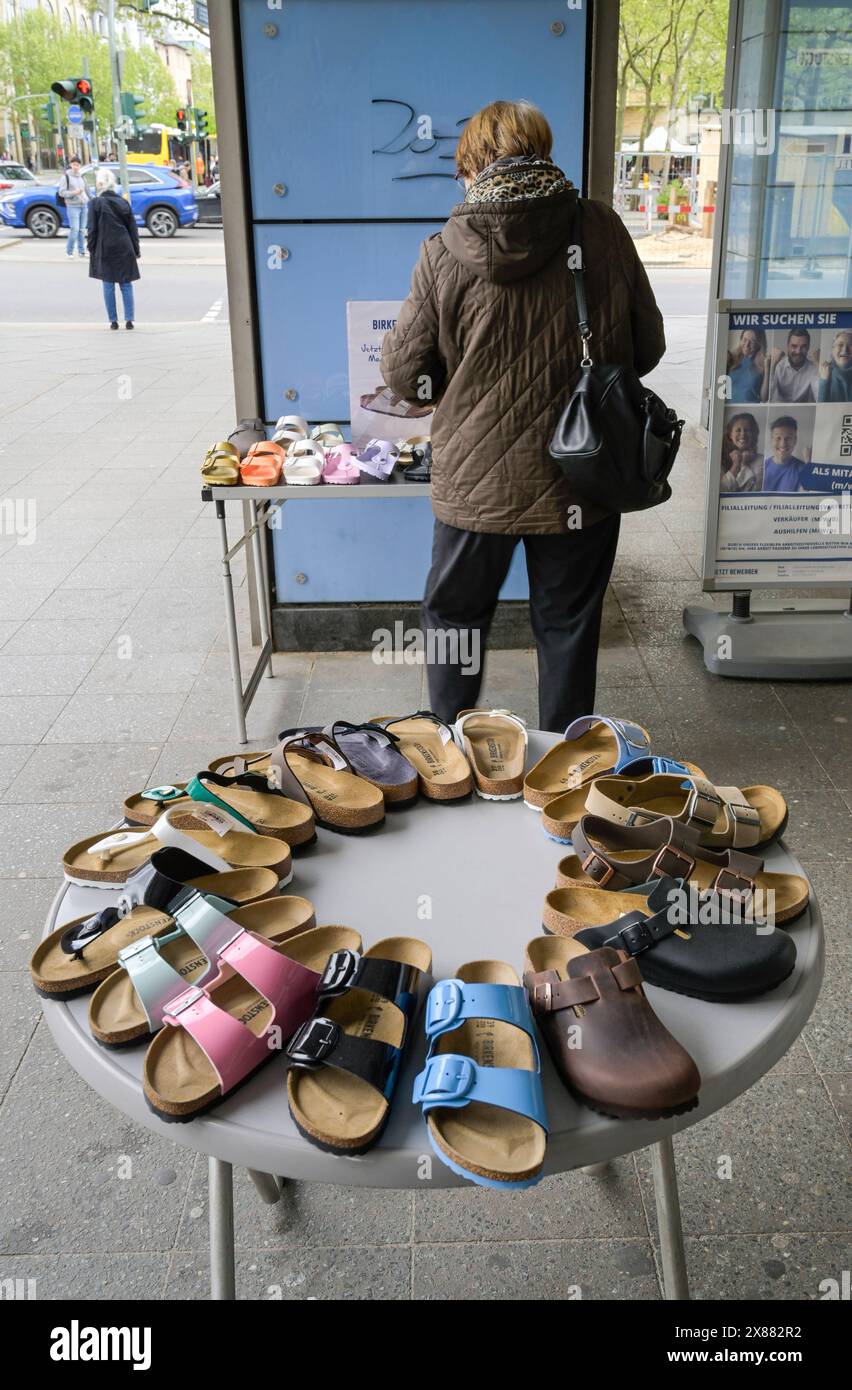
321, 443, 360, 485
369, 711, 472, 801
268, 731, 385, 833
559, 814, 809, 925
542, 875, 797, 1002
357, 438, 400, 480
62, 804, 292, 889
283, 439, 324, 485
271, 414, 308, 448
240, 440, 285, 486
412, 962, 548, 1189
123, 772, 315, 847
452, 708, 527, 800
580, 771, 788, 852
403, 440, 431, 483
30, 847, 279, 1000
523, 714, 701, 811
311, 422, 345, 451
143, 924, 362, 1122
201, 443, 240, 486
89, 893, 318, 1048
524, 935, 700, 1119
287, 936, 432, 1154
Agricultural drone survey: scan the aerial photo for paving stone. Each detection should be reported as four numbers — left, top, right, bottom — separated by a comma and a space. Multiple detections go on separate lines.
166, 1246, 411, 1300
0, 972, 40, 1093
80, 650, 207, 696
0, 877, 64, 970
0, 695, 67, 742
0, 799, 117, 876
0, 1254, 168, 1301
4, 742, 161, 808
42, 692, 185, 745
0, 654, 93, 698
413, 1237, 659, 1300
678, 1233, 852, 1301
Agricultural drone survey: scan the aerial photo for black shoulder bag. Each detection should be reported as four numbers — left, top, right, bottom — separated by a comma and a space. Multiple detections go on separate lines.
549, 202, 684, 513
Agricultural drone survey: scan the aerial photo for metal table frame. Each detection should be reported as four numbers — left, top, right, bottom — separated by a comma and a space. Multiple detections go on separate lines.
201, 480, 431, 745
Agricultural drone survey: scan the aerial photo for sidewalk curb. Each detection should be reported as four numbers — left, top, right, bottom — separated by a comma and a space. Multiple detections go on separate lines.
0, 238, 23, 252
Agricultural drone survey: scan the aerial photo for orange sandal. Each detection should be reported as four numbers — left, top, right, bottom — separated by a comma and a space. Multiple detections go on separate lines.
240, 440, 285, 486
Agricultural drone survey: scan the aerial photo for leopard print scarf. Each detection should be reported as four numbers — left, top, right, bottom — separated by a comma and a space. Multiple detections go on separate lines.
464, 154, 573, 204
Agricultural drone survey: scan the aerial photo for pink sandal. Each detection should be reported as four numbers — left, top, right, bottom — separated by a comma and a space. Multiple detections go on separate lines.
322, 442, 360, 485
142, 924, 362, 1121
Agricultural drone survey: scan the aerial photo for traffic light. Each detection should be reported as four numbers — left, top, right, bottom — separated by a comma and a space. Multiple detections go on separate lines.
40, 100, 55, 129
121, 92, 147, 135
194, 108, 209, 139
176, 108, 188, 137
51, 78, 94, 113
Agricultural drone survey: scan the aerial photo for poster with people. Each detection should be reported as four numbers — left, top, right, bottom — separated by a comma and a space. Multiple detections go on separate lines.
708, 307, 852, 586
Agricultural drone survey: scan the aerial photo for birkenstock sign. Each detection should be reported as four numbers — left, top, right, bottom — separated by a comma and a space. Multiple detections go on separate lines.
50, 1320, 152, 1370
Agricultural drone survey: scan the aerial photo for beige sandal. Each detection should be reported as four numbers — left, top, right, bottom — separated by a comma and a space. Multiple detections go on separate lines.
452, 709, 527, 800
370, 712, 472, 801
267, 731, 385, 833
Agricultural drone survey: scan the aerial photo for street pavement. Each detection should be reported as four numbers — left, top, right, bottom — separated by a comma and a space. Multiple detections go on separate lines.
0, 252, 849, 1302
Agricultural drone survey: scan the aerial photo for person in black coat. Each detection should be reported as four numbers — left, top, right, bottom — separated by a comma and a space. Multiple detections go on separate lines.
87, 168, 141, 330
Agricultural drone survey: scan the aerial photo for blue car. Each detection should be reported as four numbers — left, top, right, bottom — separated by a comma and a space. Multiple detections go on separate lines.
0, 163, 198, 239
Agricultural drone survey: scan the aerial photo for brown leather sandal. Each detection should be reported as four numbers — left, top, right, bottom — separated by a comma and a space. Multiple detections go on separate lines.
524, 935, 700, 1119
558, 814, 809, 925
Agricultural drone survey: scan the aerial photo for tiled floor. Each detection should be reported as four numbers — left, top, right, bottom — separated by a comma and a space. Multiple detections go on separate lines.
0, 316, 849, 1301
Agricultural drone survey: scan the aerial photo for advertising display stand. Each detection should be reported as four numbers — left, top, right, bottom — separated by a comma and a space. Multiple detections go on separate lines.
684, 299, 852, 676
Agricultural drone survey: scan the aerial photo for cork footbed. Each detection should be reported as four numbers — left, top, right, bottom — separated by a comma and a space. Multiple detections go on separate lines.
525, 935, 592, 976
370, 716, 472, 800
426, 960, 546, 1185
124, 785, 314, 845
555, 852, 809, 924
285, 751, 385, 830
523, 724, 652, 808
543, 886, 664, 938
123, 787, 191, 824
62, 822, 292, 885
29, 865, 278, 997
542, 782, 786, 847
287, 937, 432, 1151
207, 748, 415, 803
456, 712, 526, 798
143, 925, 362, 1119
88, 895, 317, 1045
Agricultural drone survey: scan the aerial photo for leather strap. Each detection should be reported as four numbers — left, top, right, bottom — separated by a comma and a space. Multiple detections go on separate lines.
286, 1016, 403, 1100
529, 954, 643, 1014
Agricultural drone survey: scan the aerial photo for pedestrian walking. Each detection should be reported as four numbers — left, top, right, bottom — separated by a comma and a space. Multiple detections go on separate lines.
87, 168, 140, 330
59, 156, 89, 260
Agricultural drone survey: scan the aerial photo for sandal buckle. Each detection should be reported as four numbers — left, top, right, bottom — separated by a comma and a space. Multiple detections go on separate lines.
581, 851, 615, 886
117, 934, 156, 964
687, 787, 723, 828
425, 980, 464, 1036
713, 868, 755, 901
286, 1016, 339, 1068
624, 808, 659, 828
729, 802, 759, 826
166, 985, 204, 1017
651, 844, 695, 880
616, 919, 653, 956
413, 1054, 475, 1105
318, 948, 362, 997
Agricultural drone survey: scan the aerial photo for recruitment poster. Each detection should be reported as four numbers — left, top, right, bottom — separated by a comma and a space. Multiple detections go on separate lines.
346, 300, 434, 454
706, 304, 852, 587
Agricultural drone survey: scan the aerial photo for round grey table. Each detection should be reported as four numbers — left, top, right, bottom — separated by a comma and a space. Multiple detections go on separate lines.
40, 730, 824, 1301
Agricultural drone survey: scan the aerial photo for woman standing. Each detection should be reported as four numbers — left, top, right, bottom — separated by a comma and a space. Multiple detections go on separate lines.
380, 100, 665, 732
87, 168, 140, 330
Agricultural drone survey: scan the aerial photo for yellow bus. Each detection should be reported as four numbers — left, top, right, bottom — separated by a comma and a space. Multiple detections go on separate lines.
125, 125, 189, 167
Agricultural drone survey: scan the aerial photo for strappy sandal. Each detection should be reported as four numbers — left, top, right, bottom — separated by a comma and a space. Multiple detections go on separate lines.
542, 875, 797, 1002
271, 414, 308, 448
123, 771, 316, 848
283, 438, 324, 485
62, 804, 292, 889
30, 847, 279, 999
240, 440, 285, 486
286, 936, 432, 1154
268, 730, 386, 833
543, 770, 788, 851
357, 438, 400, 480
359, 385, 432, 418
396, 436, 430, 468
321, 442, 360, 485
452, 708, 528, 800
201, 443, 240, 486
412, 962, 548, 1189
143, 924, 362, 1122
311, 422, 345, 451
369, 711, 472, 801
227, 419, 266, 457
90, 893, 317, 1047
524, 936, 700, 1119
558, 814, 809, 925
523, 714, 700, 811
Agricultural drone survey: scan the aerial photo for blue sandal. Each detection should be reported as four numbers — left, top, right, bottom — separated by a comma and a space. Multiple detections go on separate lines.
412, 962, 548, 1189
523, 714, 702, 812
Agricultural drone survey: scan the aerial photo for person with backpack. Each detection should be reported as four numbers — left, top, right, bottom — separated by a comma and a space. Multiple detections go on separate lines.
59, 157, 89, 260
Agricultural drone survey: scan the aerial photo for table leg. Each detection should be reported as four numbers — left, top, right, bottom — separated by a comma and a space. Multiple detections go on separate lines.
216, 501, 248, 746
208, 1156, 236, 1301
651, 1136, 690, 1300
248, 500, 274, 679
246, 1169, 283, 1205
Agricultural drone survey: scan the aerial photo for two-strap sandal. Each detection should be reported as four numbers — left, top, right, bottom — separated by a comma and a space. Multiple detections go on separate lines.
523, 715, 696, 810
412, 963, 548, 1189
524, 936, 701, 1120
143, 924, 363, 1122
29, 847, 278, 1000
239, 440, 285, 486
542, 875, 797, 1002
201, 442, 240, 486
542, 770, 788, 850
283, 439, 324, 485
124, 770, 315, 848
62, 803, 292, 889
558, 814, 809, 924
369, 711, 472, 801
452, 708, 528, 800
286, 937, 432, 1154
89, 892, 317, 1047
269, 730, 386, 833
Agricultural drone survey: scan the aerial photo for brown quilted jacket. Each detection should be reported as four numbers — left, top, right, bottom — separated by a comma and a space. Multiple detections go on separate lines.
381, 189, 666, 534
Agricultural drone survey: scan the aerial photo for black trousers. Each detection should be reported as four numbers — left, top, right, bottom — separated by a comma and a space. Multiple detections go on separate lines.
421, 516, 620, 733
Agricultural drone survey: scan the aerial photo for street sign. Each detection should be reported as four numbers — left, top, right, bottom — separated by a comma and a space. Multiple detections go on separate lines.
67, 104, 83, 125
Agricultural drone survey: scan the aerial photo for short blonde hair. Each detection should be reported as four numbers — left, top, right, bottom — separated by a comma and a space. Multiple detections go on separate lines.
455, 100, 553, 179
96, 167, 116, 194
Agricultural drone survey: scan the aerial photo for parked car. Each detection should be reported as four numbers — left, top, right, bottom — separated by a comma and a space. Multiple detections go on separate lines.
0, 163, 198, 239
195, 179, 222, 225
0, 161, 39, 195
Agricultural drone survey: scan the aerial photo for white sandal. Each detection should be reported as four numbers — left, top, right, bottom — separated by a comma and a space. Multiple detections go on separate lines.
452, 708, 528, 800
283, 438, 324, 485
272, 414, 309, 448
